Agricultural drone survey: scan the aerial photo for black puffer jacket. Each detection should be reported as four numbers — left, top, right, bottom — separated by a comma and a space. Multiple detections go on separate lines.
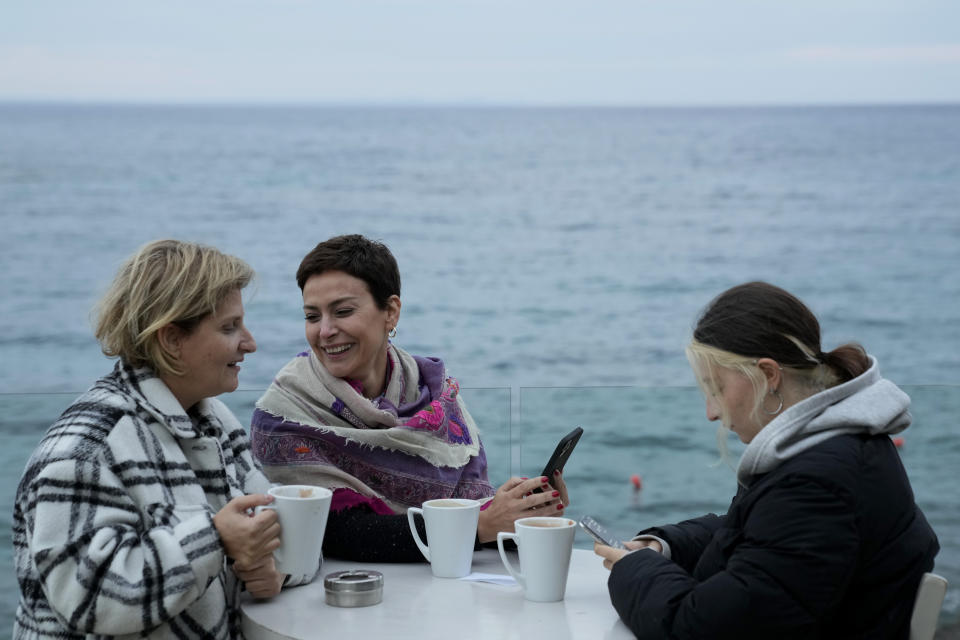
608, 433, 939, 639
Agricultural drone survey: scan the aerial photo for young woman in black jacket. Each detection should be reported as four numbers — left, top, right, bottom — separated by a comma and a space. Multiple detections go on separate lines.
595, 281, 939, 640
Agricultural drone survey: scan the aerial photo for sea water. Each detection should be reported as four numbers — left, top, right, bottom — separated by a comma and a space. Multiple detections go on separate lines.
1, 103, 958, 630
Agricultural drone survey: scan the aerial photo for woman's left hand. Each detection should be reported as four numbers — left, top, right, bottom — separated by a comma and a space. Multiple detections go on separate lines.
234, 554, 285, 599
594, 542, 632, 570
594, 540, 657, 570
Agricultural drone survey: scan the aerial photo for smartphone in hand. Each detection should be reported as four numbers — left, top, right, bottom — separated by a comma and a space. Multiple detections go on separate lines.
579, 515, 627, 550
532, 426, 583, 494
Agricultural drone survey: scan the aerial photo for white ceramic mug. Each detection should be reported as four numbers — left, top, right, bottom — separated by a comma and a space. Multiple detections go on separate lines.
407, 498, 481, 578
257, 485, 332, 576
497, 516, 576, 602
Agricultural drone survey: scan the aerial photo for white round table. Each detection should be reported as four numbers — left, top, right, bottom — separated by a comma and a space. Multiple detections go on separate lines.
241, 548, 634, 639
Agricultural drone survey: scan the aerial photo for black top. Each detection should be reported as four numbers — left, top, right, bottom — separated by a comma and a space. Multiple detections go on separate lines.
322, 504, 493, 563
608, 433, 939, 639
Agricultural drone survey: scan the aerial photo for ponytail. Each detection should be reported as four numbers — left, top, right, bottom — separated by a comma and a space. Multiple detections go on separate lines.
820, 343, 870, 383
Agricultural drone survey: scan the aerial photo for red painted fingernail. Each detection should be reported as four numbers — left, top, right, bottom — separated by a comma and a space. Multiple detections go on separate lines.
525, 492, 532, 497
541, 476, 548, 482
554, 470, 560, 476
552, 491, 560, 497
556, 504, 564, 510
521, 477, 528, 480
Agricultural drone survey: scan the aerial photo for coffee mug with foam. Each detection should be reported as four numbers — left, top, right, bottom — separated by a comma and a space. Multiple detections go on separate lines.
407, 498, 481, 578
257, 485, 332, 576
497, 516, 576, 602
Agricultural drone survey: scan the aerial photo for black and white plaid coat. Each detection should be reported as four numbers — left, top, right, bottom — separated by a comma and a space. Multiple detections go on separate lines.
12, 361, 274, 639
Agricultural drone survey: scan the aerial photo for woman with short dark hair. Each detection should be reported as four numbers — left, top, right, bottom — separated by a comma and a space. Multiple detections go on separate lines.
596, 281, 938, 639
251, 234, 570, 562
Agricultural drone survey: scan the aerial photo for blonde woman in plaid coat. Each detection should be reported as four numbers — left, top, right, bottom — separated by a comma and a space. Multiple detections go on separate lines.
13, 240, 299, 639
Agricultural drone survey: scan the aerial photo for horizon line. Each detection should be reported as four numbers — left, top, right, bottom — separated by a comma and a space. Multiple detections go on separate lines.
1, 98, 959, 110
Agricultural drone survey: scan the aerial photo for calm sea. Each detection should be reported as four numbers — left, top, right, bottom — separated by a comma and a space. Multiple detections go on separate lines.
1, 103, 958, 632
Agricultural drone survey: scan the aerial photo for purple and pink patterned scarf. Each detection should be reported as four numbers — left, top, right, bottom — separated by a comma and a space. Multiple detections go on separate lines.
251, 345, 495, 514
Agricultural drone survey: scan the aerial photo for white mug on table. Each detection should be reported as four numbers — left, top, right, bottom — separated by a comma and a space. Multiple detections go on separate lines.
257, 485, 332, 576
497, 516, 576, 602
407, 498, 481, 578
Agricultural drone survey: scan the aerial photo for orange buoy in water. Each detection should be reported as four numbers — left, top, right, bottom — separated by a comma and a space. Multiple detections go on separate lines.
630, 474, 643, 491
892, 437, 905, 448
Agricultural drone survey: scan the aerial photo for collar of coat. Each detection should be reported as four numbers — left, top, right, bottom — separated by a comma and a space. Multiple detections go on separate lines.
115, 360, 220, 440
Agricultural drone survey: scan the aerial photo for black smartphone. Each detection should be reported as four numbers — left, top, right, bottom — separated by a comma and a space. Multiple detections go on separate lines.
579, 515, 627, 550
532, 426, 583, 493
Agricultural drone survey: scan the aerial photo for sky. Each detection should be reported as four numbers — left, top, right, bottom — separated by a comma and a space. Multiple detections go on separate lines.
1, 0, 959, 105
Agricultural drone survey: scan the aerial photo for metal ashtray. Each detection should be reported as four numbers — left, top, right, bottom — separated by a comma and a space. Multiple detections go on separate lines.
324, 570, 384, 608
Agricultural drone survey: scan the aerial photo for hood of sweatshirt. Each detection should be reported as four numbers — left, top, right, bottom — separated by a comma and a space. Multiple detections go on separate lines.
737, 356, 910, 486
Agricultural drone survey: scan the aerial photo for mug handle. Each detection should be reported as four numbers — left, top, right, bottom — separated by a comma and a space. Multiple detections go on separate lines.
497, 532, 525, 589
407, 507, 431, 562
254, 504, 282, 566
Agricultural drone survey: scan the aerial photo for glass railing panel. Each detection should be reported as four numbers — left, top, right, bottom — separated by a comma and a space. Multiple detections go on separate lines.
1, 385, 956, 630
0, 387, 512, 631
0, 392, 79, 631
518, 384, 960, 628
454, 387, 513, 488
518, 386, 743, 549
900, 385, 960, 626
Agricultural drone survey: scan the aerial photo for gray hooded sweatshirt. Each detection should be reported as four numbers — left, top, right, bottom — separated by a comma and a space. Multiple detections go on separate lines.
737, 355, 910, 487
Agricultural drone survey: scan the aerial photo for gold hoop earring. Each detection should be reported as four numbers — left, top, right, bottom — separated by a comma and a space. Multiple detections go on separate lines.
763, 389, 784, 415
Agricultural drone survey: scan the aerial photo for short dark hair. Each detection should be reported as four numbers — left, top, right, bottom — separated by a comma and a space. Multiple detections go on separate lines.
296, 235, 401, 309
693, 281, 869, 383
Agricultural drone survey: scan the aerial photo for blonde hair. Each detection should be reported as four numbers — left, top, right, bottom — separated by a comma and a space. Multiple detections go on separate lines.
686, 341, 764, 463
686, 340, 770, 424
95, 239, 254, 377
686, 339, 842, 462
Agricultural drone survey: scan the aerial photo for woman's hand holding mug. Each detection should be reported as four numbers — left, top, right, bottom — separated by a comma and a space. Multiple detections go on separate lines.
233, 553, 285, 598
213, 493, 281, 568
